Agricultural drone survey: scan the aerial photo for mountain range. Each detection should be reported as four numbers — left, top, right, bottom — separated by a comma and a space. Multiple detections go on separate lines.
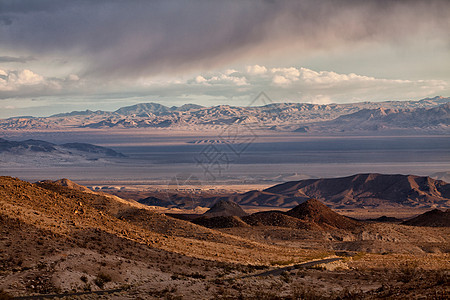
0, 96, 448, 133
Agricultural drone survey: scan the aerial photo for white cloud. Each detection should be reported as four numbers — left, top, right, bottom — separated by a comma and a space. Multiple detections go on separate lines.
0, 69, 83, 98
246, 65, 267, 75
15, 69, 44, 85
192, 73, 248, 86
180, 65, 447, 103
0, 69, 45, 91
195, 75, 207, 84
272, 75, 292, 86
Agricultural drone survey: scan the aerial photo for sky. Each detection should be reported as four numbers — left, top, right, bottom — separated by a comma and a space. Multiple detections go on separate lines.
0, 0, 449, 117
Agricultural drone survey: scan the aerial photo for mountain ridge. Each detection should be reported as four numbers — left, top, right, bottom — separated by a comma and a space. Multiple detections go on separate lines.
203, 173, 450, 209
1, 96, 448, 132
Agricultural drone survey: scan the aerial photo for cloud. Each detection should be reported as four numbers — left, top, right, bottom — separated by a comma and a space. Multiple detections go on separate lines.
246, 65, 267, 75
0, 0, 449, 79
0, 56, 35, 63
176, 66, 448, 103
0, 68, 84, 98
191, 73, 248, 86
0, 69, 44, 91
1, 65, 445, 104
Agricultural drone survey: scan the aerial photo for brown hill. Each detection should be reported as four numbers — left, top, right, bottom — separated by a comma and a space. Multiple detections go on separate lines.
242, 211, 319, 230
285, 199, 361, 230
201, 190, 302, 208
192, 216, 250, 229
46, 178, 93, 193
402, 209, 450, 227
203, 199, 248, 217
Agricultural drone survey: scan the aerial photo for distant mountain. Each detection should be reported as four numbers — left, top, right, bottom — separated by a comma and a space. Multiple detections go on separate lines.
0, 97, 448, 132
206, 174, 450, 209
201, 190, 302, 208
402, 209, 450, 227
313, 102, 450, 132
202, 199, 248, 217
50, 109, 109, 117
0, 138, 125, 166
265, 173, 450, 208
114, 103, 170, 116
0, 138, 124, 157
114, 102, 204, 116
61, 143, 125, 157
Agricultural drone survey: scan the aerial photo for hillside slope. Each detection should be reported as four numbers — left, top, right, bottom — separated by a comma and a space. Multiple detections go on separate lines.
402, 209, 450, 227
0, 176, 312, 268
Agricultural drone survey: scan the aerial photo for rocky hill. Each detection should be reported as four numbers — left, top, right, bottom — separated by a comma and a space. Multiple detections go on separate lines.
242, 211, 318, 229
192, 199, 361, 231
192, 216, 250, 229
285, 199, 360, 230
402, 209, 450, 227
203, 200, 248, 217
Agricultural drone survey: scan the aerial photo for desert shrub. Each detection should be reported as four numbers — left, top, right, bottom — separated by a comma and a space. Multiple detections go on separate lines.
80, 275, 88, 283
338, 287, 365, 299
171, 274, 181, 280
270, 259, 295, 266
281, 271, 291, 283
0, 290, 13, 300
187, 272, 206, 279
37, 261, 47, 270
291, 286, 326, 300
351, 252, 366, 261
397, 261, 419, 283
93, 272, 112, 288
171, 272, 206, 280
432, 269, 449, 286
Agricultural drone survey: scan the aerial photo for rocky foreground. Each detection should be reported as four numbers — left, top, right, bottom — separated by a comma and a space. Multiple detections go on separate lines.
0, 176, 449, 298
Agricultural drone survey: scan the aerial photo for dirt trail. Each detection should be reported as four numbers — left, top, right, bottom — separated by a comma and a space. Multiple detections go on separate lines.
247, 257, 343, 277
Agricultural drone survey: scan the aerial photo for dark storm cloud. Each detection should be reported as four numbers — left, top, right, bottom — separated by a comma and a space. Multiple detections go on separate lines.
0, 56, 35, 63
1, 0, 449, 79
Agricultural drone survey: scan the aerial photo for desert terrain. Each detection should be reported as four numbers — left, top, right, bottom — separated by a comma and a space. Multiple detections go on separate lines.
0, 176, 449, 299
